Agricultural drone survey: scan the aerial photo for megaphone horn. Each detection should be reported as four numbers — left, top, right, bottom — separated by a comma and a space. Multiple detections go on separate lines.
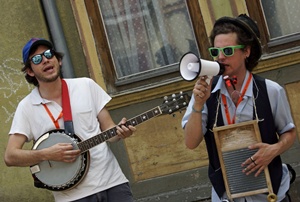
179, 52, 225, 82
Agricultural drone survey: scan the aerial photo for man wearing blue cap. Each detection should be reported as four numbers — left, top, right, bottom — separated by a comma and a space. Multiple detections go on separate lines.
5, 38, 136, 202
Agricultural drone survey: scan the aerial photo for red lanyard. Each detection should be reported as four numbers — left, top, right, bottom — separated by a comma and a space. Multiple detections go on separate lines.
42, 104, 63, 129
222, 74, 252, 124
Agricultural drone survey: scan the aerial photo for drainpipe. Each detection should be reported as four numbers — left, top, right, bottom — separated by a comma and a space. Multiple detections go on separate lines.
41, 0, 75, 78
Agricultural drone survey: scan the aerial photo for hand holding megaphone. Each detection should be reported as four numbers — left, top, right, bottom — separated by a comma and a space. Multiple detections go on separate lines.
179, 52, 225, 84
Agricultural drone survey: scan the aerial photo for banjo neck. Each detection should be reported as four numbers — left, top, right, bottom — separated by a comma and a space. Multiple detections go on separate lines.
77, 92, 190, 153
77, 106, 162, 153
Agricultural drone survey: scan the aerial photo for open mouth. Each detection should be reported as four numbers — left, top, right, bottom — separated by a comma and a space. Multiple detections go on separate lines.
221, 63, 230, 69
43, 66, 54, 72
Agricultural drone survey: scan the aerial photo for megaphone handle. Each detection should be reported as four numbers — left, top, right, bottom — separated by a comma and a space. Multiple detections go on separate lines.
205, 76, 212, 85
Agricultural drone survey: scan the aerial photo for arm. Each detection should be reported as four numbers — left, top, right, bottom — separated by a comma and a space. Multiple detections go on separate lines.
4, 133, 81, 167
184, 106, 204, 149
184, 76, 212, 149
97, 107, 136, 143
276, 128, 297, 154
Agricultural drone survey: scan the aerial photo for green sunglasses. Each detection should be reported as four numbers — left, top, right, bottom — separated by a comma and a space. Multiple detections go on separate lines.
208, 45, 245, 57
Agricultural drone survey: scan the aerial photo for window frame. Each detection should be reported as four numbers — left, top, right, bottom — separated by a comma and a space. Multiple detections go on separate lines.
84, 0, 205, 99
246, 0, 300, 53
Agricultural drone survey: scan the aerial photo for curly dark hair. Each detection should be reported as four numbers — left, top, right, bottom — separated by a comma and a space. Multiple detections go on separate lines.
21, 47, 64, 86
209, 22, 260, 72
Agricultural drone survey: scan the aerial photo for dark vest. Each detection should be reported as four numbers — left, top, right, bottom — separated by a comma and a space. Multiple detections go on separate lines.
205, 74, 282, 198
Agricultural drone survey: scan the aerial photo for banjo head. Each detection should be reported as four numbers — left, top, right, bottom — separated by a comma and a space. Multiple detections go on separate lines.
31, 130, 89, 191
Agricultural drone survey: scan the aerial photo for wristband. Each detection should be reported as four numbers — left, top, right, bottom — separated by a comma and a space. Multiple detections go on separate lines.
192, 105, 202, 113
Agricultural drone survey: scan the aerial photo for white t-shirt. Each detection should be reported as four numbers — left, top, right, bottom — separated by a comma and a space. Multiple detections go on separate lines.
9, 78, 128, 202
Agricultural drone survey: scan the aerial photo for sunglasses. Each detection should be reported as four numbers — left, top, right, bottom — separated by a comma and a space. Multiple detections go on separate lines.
30, 49, 55, 65
208, 45, 245, 57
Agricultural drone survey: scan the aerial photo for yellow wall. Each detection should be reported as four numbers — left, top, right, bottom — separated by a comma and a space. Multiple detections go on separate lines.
286, 81, 300, 141
199, 0, 248, 37
0, 1, 53, 201
0, 1, 86, 201
1, 0, 299, 201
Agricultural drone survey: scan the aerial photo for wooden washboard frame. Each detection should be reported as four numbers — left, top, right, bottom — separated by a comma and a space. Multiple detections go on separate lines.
213, 120, 277, 201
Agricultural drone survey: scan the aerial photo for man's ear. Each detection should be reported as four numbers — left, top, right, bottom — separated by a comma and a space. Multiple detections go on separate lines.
26, 68, 34, 77
245, 45, 251, 58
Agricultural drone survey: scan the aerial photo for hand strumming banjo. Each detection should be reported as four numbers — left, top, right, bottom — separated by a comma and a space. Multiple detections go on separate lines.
30, 92, 190, 191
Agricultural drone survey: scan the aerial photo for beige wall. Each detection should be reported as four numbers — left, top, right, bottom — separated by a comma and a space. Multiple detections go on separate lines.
0, 1, 87, 201
1, 1, 299, 202
0, 1, 52, 201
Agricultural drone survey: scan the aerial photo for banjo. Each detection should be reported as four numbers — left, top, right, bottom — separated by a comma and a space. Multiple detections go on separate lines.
30, 92, 190, 191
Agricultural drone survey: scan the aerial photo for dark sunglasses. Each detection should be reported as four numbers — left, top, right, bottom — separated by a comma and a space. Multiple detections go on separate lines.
208, 45, 245, 57
30, 49, 55, 65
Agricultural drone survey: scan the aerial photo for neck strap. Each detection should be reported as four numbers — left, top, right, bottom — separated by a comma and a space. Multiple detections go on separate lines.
213, 73, 258, 127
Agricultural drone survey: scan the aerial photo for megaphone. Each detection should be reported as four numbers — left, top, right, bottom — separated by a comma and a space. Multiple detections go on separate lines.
179, 52, 225, 83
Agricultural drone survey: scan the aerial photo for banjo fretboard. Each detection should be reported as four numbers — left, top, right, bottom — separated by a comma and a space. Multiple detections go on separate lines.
78, 106, 162, 153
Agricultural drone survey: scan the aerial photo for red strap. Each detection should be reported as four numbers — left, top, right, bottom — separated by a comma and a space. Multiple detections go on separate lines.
236, 74, 252, 106
222, 95, 232, 124
62, 79, 72, 122
62, 79, 75, 135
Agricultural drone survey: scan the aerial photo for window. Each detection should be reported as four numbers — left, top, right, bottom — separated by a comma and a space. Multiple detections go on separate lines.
261, 0, 300, 40
246, 0, 300, 53
84, 0, 203, 95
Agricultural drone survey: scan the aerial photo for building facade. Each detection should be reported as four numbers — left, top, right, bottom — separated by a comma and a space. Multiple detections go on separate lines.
0, 0, 299, 201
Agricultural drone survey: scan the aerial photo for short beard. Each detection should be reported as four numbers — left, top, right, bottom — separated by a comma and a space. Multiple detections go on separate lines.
35, 68, 61, 83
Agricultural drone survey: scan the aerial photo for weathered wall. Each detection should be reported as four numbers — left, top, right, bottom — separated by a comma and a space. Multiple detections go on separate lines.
0, 0, 87, 201
1, 1, 299, 202
0, 1, 52, 201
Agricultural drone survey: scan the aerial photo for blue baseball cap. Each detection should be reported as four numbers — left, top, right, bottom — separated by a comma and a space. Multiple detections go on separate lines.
22, 38, 53, 64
